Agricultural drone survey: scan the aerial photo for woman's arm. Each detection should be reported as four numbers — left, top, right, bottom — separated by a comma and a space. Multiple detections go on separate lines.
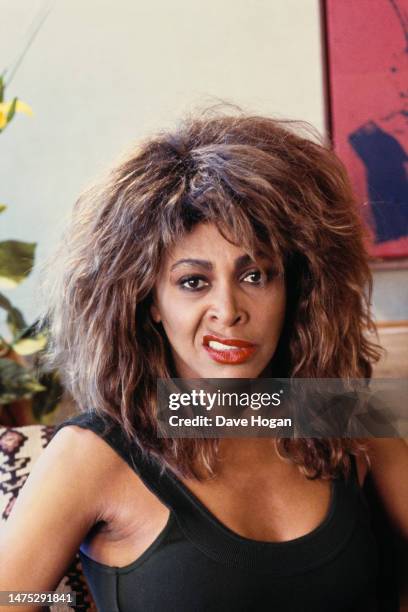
366, 437, 408, 540
0, 426, 111, 610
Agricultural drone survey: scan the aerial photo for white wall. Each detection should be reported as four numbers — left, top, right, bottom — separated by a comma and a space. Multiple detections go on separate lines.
0, 0, 406, 328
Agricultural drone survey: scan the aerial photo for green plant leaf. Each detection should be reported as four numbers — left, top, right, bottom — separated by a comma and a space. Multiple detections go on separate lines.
11, 317, 43, 343
0, 75, 4, 103
0, 240, 36, 287
0, 292, 27, 337
0, 205, 6, 214
7, 310, 27, 338
6, 97, 17, 123
0, 357, 45, 404
13, 334, 47, 355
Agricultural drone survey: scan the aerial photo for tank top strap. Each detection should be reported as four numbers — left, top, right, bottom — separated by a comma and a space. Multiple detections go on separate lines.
54, 412, 192, 513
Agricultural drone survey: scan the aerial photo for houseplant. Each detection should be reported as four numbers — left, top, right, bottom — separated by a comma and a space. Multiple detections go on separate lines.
0, 74, 62, 426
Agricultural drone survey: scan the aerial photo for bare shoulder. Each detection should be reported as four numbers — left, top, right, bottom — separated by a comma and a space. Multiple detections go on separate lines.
51, 425, 157, 522
50, 424, 128, 480
366, 437, 408, 452
48, 424, 145, 513
8, 424, 128, 527
365, 437, 408, 471
0, 424, 133, 591
354, 439, 408, 488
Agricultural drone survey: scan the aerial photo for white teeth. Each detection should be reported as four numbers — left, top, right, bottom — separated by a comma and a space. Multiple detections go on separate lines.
208, 340, 241, 350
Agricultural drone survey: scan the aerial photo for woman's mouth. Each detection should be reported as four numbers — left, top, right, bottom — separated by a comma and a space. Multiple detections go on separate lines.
202, 335, 257, 365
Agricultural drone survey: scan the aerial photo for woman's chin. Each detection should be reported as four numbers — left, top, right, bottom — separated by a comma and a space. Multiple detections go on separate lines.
200, 364, 264, 380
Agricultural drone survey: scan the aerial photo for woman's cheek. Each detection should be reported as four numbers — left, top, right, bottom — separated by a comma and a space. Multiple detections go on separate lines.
165, 308, 197, 341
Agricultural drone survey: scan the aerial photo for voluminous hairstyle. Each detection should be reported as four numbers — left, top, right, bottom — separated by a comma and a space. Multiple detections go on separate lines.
41, 109, 382, 480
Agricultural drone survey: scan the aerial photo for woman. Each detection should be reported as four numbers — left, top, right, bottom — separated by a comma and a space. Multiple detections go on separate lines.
0, 111, 407, 611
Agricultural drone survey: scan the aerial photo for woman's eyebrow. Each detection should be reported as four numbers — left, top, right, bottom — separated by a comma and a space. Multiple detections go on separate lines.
170, 255, 257, 272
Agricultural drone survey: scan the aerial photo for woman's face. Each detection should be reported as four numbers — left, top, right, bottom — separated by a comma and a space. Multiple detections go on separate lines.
151, 222, 286, 379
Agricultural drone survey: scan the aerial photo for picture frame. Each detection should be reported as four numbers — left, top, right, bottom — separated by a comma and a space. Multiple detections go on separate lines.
322, 0, 408, 268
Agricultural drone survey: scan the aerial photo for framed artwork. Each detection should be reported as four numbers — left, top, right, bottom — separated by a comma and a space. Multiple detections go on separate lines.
323, 0, 408, 264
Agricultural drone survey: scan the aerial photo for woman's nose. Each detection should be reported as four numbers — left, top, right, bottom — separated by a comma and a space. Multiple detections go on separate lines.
207, 283, 248, 327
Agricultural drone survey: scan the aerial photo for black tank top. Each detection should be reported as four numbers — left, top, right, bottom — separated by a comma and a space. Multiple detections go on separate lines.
56, 412, 385, 612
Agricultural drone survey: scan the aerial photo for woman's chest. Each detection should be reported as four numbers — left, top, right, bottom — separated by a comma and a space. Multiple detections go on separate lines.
79, 471, 380, 612
81, 470, 333, 567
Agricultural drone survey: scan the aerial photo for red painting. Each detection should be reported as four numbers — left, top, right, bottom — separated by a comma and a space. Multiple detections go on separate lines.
324, 0, 408, 260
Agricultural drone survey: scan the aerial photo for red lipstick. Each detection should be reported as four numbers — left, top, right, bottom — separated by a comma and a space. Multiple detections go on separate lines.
202, 335, 256, 365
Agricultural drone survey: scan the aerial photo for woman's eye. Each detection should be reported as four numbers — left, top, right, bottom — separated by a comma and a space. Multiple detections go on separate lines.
178, 276, 209, 291
178, 269, 275, 291
242, 270, 264, 284
243, 267, 279, 285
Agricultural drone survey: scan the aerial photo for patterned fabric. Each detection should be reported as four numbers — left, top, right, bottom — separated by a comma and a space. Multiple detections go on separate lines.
0, 426, 96, 611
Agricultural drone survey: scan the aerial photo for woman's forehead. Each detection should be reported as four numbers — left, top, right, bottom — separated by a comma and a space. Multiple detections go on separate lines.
161, 222, 277, 271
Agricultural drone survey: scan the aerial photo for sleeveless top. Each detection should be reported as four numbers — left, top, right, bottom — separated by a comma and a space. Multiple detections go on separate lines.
56, 412, 386, 612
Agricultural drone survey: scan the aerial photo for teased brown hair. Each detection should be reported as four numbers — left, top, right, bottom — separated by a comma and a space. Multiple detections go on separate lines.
40, 109, 382, 480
